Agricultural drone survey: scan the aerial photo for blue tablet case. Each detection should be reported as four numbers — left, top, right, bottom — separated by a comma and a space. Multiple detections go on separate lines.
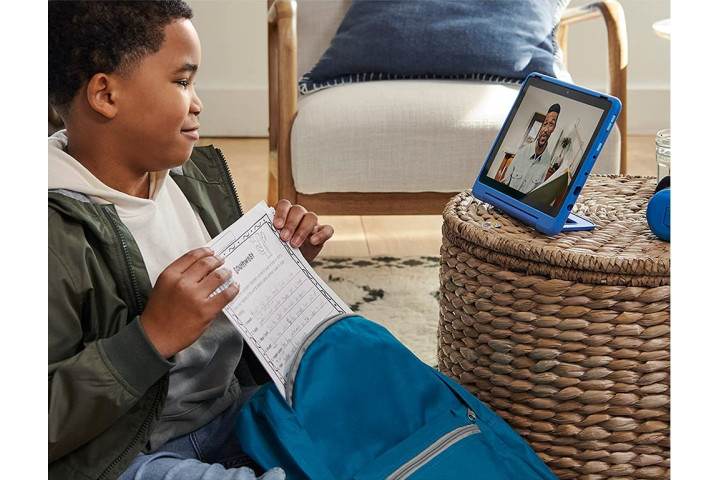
472, 73, 622, 236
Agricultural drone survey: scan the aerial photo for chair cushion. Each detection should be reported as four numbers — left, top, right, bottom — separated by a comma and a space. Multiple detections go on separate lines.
291, 80, 620, 194
299, 0, 570, 95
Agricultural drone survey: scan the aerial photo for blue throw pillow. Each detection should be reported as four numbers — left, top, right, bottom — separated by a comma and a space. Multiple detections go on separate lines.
299, 0, 570, 95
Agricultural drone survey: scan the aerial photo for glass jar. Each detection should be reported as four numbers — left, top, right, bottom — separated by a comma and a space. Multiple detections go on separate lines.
655, 129, 671, 181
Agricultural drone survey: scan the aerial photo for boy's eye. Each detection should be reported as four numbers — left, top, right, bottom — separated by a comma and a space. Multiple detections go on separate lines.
176, 80, 189, 87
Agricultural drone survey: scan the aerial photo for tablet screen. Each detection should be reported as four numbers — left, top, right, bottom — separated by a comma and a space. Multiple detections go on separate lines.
477, 75, 613, 217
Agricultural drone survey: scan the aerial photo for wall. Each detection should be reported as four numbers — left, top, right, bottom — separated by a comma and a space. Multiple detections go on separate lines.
565, 0, 670, 135
189, 0, 670, 137
188, 0, 269, 137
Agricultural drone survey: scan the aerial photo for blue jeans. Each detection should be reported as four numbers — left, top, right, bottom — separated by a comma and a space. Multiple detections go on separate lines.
119, 391, 284, 480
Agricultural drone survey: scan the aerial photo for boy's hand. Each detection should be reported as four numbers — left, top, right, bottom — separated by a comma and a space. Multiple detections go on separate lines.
273, 199, 333, 263
140, 247, 239, 358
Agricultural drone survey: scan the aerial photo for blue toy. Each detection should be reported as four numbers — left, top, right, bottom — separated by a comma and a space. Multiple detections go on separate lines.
647, 176, 670, 241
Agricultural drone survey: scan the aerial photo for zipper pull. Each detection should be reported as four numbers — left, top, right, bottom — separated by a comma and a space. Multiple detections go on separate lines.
467, 408, 477, 423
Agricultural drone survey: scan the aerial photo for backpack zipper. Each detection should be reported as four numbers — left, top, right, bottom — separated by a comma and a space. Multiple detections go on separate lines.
386, 412, 481, 480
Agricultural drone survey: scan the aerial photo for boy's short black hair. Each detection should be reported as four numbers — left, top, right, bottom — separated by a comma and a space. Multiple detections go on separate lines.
48, 0, 193, 116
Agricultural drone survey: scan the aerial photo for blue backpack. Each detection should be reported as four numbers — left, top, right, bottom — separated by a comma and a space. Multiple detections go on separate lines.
235, 314, 557, 480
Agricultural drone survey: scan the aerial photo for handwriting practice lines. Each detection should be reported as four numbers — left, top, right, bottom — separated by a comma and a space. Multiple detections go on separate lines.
207, 202, 351, 397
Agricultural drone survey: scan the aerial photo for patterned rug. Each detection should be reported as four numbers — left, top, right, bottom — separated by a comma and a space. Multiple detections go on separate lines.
311, 256, 441, 366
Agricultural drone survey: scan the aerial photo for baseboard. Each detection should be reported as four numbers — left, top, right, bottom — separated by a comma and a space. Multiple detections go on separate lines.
626, 86, 671, 135
195, 87, 269, 137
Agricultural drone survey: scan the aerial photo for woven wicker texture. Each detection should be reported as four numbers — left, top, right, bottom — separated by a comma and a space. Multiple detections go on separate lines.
438, 176, 670, 479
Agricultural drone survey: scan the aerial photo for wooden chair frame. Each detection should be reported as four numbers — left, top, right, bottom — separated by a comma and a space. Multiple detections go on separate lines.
267, 0, 628, 215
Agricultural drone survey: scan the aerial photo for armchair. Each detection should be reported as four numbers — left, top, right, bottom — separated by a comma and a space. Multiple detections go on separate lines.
267, 0, 627, 215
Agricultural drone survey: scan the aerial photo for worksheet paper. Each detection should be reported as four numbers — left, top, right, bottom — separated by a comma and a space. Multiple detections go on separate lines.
207, 201, 351, 398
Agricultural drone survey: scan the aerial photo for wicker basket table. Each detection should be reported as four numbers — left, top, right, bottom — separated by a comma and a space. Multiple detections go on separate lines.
438, 176, 670, 479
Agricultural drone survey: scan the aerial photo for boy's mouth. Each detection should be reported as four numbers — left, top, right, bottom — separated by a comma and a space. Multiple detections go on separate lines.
181, 126, 200, 140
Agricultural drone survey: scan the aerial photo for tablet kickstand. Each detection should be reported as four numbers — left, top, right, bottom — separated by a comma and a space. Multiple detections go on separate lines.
562, 213, 595, 232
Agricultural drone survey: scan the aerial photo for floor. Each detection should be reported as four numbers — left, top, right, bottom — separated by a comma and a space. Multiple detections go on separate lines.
197, 136, 657, 258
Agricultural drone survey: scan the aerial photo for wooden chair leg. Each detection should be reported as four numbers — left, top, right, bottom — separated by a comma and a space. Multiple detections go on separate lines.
267, 163, 279, 206
559, 0, 628, 174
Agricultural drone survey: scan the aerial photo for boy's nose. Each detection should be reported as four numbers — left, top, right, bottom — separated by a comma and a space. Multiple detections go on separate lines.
191, 91, 203, 116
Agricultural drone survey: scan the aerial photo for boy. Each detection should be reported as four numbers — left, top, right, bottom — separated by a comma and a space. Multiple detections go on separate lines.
48, 2, 331, 479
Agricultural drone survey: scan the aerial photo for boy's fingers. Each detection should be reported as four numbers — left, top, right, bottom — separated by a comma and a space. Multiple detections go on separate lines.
198, 267, 233, 297
289, 212, 319, 248
279, 205, 308, 242
273, 199, 293, 229
183, 254, 225, 283
208, 281, 240, 310
169, 247, 216, 274
309, 224, 334, 246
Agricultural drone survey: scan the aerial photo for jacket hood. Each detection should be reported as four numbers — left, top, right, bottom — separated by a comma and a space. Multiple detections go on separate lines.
48, 130, 169, 217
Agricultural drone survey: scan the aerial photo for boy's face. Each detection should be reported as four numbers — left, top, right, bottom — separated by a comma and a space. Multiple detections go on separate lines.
113, 19, 203, 173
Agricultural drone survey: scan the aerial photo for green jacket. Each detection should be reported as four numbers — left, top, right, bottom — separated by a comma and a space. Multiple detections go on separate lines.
48, 146, 265, 480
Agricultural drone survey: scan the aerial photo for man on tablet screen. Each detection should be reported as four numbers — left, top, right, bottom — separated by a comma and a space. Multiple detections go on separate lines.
503, 103, 560, 194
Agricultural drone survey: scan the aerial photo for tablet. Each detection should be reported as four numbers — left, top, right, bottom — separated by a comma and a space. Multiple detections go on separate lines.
472, 73, 621, 236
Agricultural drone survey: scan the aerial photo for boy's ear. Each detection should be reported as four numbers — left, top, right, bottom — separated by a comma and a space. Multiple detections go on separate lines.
86, 73, 119, 119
